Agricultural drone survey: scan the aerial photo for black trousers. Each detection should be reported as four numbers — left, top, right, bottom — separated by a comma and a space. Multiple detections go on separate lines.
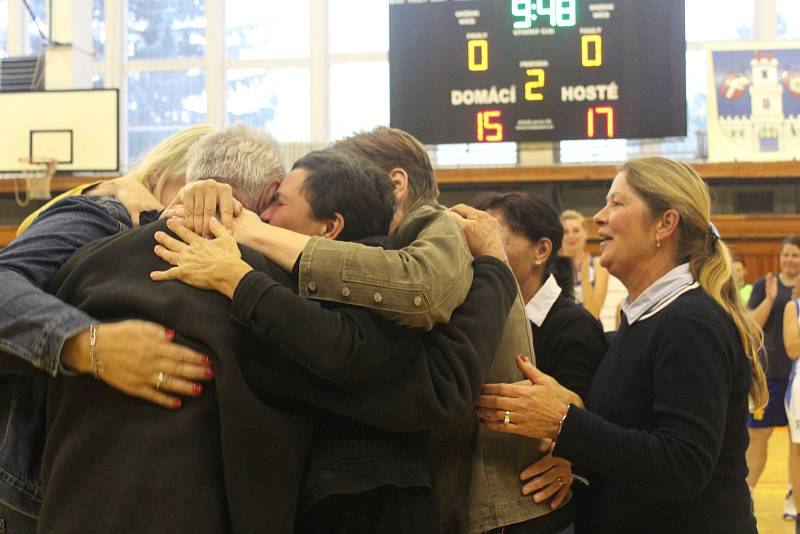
296, 485, 439, 534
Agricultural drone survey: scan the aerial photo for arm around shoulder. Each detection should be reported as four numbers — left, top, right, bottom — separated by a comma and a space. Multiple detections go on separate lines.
298, 208, 474, 329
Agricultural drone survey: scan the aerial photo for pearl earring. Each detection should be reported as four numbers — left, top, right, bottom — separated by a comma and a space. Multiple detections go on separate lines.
656, 235, 661, 249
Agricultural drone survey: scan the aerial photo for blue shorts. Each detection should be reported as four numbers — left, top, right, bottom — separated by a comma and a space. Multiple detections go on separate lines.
750, 377, 789, 428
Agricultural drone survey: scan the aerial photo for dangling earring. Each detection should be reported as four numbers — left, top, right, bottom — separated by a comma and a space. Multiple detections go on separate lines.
656, 234, 661, 249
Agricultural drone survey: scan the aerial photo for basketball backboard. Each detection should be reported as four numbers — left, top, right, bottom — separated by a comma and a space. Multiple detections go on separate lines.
0, 88, 119, 173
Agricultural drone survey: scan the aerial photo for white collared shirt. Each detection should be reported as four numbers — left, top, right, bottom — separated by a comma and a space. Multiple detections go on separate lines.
621, 263, 698, 325
525, 273, 562, 327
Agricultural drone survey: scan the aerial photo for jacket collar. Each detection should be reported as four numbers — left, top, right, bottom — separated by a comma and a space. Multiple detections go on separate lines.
524, 274, 562, 327
622, 263, 696, 324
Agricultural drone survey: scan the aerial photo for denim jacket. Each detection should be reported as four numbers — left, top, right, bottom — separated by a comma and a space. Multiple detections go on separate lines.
0, 195, 130, 517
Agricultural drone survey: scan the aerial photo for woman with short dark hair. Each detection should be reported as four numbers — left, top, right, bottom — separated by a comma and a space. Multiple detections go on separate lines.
472, 191, 605, 401
471, 191, 607, 534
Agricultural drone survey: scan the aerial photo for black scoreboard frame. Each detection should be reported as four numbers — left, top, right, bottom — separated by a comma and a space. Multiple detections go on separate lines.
389, 0, 687, 145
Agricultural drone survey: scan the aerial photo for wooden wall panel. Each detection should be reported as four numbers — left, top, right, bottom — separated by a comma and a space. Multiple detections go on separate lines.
1, 159, 797, 195
437, 160, 800, 184
0, 226, 15, 247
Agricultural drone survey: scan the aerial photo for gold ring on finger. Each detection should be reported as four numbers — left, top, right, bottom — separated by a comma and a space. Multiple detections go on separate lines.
155, 371, 167, 391
503, 410, 511, 425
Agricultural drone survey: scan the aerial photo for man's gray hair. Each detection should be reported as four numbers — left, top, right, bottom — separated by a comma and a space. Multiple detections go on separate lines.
186, 123, 286, 210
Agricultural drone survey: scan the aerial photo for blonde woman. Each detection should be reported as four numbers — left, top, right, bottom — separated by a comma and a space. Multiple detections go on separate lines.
560, 209, 609, 319
476, 157, 765, 533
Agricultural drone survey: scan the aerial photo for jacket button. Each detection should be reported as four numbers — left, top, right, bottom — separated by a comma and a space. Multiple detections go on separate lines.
373, 292, 383, 303
341, 286, 351, 297
306, 281, 318, 294
413, 295, 423, 307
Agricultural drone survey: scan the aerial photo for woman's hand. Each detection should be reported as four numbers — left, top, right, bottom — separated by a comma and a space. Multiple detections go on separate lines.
519, 452, 574, 509
150, 217, 253, 298
162, 179, 244, 237
476, 355, 570, 440
519, 358, 585, 408
447, 204, 508, 262
766, 272, 779, 302
90, 176, 164, 227
230, 208, 270, 249
580, 252, 592, 279
61, 320, 214, 410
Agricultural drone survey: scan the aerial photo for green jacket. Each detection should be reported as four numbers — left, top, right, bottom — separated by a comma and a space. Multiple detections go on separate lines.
298, 199, 553, 532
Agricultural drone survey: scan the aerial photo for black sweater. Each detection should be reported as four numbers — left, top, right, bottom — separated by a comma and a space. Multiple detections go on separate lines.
553, 288, 756, 534
531, 294, 606, 400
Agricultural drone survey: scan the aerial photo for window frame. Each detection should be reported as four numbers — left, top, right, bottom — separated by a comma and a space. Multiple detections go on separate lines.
1, 0, 789, 167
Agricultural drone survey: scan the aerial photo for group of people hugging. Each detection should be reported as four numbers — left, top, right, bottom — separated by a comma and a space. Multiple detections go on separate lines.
0, 124, 767, 534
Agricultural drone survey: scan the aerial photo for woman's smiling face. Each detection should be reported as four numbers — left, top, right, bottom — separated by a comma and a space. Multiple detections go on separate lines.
593, 172, 659, 285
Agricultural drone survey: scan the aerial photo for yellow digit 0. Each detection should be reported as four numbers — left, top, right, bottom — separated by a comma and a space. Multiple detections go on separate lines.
581, 34, 603, 67
468, 40, 489, 72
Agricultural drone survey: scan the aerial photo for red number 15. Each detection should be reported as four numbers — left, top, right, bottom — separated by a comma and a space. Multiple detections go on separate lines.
477, 110, 504, 142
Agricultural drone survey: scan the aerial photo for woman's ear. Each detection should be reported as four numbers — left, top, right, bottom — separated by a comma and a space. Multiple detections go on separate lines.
320, 213, 345, 240
658, 208, 681, 240
534, 238, 553, 266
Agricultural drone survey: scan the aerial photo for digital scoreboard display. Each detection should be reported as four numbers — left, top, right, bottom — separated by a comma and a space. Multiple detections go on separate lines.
389, 0, 687, 144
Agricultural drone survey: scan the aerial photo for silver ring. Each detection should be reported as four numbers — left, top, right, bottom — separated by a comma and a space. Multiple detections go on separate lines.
155, 371, 166, 391
503, 410, 511, 425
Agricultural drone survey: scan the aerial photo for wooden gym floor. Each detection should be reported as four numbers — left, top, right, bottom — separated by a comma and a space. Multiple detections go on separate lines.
754, 427, 794, 533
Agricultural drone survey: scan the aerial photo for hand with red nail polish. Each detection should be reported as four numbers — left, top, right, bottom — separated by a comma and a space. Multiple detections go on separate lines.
62, 320, 214, 411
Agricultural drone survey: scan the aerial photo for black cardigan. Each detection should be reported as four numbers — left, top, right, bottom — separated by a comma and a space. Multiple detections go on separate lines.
42, 219, 517, 534
554, 288, 756, 534
530, 294, 606, 400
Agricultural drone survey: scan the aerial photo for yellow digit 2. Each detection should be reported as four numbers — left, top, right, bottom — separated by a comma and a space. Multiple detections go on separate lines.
581, 34, 602, 67
525, 68, 545, 101
468, 40, 489, 72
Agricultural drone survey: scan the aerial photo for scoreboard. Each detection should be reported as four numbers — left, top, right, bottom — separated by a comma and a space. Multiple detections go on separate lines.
389, 0, 687, 144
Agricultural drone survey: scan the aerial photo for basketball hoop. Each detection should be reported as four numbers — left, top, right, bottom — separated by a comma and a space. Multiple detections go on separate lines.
14, 156, 57, 206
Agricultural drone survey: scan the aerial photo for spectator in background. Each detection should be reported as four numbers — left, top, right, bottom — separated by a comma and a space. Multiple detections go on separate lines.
745, 236, 800, 520
559, 209, 609, 319
733, 256, 754, 305
784, 282, 800, 533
